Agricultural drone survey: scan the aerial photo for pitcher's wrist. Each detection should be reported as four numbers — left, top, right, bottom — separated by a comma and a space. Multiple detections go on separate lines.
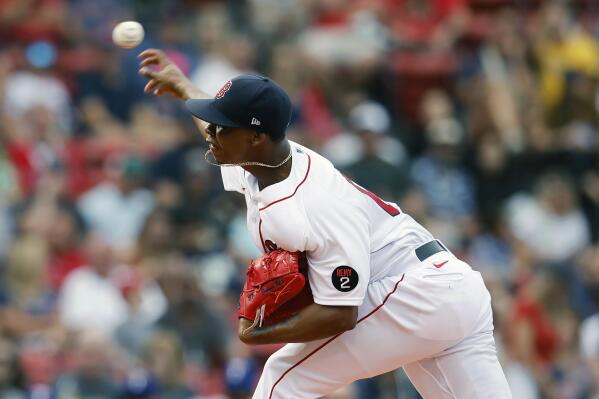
175, 80, 192, 100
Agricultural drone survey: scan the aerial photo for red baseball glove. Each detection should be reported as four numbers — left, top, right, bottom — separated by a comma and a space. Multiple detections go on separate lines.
238, 249, 313, 327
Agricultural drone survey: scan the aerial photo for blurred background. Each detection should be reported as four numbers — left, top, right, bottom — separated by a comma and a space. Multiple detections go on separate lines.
0, 0, 598, 398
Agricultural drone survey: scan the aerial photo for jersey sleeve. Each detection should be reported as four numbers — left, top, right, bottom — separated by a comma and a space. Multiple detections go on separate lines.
305, 196, 370, 306
220, 166, 245, 193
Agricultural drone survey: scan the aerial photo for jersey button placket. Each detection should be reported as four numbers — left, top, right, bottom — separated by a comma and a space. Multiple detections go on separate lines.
250, 198, 259, 223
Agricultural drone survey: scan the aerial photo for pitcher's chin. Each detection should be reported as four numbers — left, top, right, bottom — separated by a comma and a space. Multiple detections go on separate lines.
204, 149, 223, 166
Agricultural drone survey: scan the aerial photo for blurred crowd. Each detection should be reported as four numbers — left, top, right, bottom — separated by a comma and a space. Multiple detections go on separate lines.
0, 0, 598, 398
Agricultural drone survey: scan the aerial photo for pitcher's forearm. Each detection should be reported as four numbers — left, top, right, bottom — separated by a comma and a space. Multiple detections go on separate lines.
178, 80, 211, 137
239, 304, 358, 345
179, 79, 210, 101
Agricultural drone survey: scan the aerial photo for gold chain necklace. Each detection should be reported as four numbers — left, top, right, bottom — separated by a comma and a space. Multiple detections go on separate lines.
204, 147, 293, 168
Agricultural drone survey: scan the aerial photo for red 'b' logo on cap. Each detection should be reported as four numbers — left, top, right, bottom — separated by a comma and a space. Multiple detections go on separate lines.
216, 80, 232, 99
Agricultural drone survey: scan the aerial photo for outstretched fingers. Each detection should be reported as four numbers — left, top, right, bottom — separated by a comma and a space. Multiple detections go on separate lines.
143, 79, 158, 93
138, 49, 166, 67
137, 49, 183, 98
137, 48, 163, 59
139, 57, 156, 67
139, 67, 157, 79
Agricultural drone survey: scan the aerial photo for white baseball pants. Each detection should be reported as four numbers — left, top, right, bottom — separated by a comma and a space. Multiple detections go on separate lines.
253, 253, 512, 398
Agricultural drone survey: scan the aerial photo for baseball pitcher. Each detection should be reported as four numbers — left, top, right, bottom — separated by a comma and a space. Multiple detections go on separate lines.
139, 49, 512, 399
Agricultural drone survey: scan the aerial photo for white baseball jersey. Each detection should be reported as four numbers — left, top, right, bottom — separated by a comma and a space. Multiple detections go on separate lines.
221, 140, 512, 399
222, 141, 434, 306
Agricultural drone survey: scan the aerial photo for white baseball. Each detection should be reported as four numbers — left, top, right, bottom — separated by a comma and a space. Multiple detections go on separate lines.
112, 21, 144, 49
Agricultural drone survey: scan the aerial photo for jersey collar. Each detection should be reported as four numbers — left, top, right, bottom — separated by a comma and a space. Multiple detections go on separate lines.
246, 142, 309, 206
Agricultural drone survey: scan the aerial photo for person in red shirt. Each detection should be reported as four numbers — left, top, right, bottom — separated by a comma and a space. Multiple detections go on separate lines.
385, 0, 470, 50
0, 0, 68, 45
504, 272, 567, 396
46, 203, 87, 291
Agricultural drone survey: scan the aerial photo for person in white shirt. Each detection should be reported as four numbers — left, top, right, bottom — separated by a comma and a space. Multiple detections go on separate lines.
506, 173, 590, 263
78, 156, 154, 252
138, 49, 512, 399
59, 234, 165, 336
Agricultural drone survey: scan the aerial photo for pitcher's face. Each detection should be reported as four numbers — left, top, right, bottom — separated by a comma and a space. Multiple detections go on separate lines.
203, 122, 256, 165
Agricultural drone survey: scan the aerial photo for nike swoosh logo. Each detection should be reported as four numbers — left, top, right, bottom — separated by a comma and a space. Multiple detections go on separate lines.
433, 260, 448, 268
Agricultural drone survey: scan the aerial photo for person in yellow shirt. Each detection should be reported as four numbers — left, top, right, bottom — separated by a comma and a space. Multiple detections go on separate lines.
534, 2, 599, 117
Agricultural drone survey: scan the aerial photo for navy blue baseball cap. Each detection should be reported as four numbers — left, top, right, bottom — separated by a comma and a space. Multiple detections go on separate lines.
185, 74, 292, 141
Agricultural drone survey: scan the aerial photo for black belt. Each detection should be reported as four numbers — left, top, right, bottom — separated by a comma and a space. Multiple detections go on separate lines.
415, 240, 448, 261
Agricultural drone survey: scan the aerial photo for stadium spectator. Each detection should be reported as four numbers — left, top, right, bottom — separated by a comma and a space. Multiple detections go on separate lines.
0, 0, 68, 45
505, 172, 590, 264
78, 155, 154, 253
141, 330, 194, 398
387, 0, 470, 51
0, 336, 25, 399
156, 264, 230, 372
54, 330, 120, 399
1, 235, 56, 338
533, 1, 599, 129
3, 43, 71, 133
58, 234, 128, 334
331, 100, 409, 200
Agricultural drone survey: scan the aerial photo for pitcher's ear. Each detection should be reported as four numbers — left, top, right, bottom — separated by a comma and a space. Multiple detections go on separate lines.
250, 130, 268, 146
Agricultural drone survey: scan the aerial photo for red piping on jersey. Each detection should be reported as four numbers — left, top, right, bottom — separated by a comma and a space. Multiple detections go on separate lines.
259, 154, 311, 212
344, 176, 401, 216
268, 273, 405, 399
258, 218, 267, 253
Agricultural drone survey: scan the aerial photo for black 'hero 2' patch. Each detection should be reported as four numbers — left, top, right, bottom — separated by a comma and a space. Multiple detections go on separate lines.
332, 266, 359, 292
